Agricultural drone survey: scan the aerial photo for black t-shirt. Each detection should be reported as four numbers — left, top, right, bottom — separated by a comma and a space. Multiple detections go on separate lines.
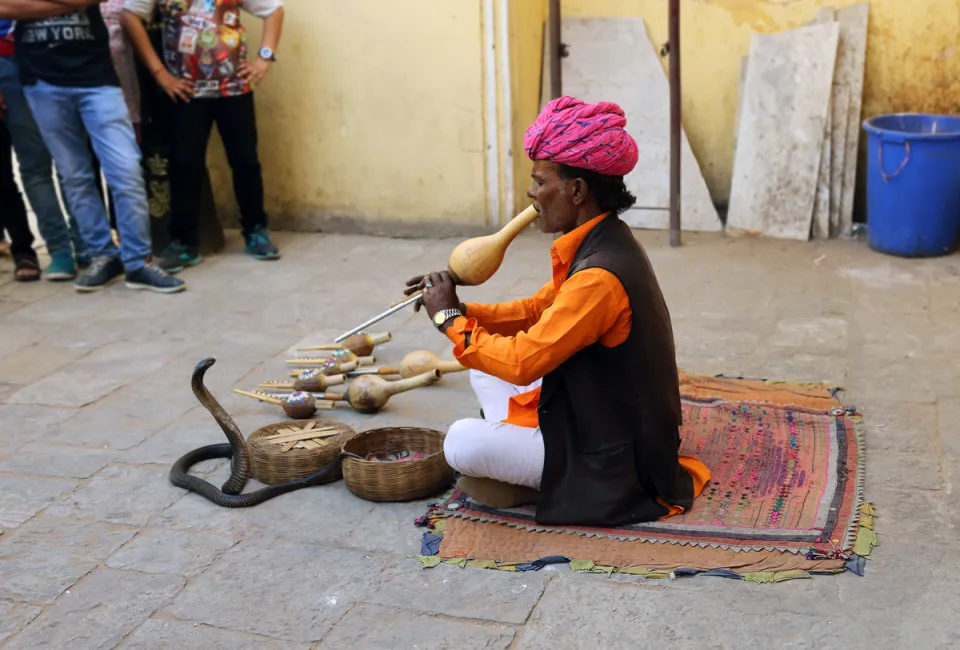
15, 7, 119, 88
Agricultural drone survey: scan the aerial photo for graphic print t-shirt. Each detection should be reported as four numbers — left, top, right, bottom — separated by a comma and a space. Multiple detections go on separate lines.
15, 8, 120, 87
124, 0, 282, 99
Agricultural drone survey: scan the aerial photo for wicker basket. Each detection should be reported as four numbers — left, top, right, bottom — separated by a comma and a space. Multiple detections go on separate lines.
342, 427, 454, 502
247, 420, 356, 485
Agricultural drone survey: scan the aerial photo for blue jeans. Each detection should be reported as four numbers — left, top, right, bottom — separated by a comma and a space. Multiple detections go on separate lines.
23, 81, 151, 271
0, 57, 85, 260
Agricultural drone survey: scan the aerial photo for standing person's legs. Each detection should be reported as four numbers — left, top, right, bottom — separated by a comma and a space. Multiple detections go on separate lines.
212, 92, 278, 260
0, 118, 40, 281
23, 81, 124, 291
0, 56, 78, 279
159, 98, 215, 272
86, 136, 118, 232
74, 85, 183, 294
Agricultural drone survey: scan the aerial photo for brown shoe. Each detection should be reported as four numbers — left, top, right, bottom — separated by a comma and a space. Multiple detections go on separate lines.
457, 476, 540, 509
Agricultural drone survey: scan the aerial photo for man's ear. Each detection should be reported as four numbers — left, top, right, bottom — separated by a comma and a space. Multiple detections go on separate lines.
570, 178, 589, 206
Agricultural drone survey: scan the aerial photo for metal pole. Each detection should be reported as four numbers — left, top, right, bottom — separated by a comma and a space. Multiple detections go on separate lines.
334, 294, 422, 343
668, 0, 681, 247
548, 0, 562, 99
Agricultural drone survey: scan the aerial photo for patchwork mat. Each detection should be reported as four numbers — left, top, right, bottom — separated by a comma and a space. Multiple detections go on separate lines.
440, 397, 865, 555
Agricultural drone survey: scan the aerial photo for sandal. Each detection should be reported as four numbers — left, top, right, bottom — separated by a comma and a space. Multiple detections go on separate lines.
13, 252, 41, 282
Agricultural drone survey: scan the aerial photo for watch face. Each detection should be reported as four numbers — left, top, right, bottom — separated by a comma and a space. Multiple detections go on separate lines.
434, 312, 446, 325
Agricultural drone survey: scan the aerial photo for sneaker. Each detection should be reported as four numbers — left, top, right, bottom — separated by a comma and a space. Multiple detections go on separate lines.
157, 240, 202, 274
46, 252, 77, 281
74, 256, 124, 293
125, 263, 186, 294
244, 225, 280, 260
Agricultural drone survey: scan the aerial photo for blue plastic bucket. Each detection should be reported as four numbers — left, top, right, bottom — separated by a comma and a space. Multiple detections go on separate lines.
862, 113, 960, 257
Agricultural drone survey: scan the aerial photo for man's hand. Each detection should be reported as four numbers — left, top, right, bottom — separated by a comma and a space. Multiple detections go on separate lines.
420, 271, 460, 321
155, 68, 193, 103
237, 58, 271, 86
404, 273, 427, 310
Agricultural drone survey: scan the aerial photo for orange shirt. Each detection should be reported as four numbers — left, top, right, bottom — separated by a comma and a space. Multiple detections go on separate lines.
445, 213, 631, 427
444, 211, 711, 517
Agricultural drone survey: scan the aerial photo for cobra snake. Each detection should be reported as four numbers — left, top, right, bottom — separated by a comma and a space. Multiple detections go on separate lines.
168, 358, 345, 507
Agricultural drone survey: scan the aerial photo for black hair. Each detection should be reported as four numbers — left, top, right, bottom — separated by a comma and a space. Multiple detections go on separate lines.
555, 164, 637, 215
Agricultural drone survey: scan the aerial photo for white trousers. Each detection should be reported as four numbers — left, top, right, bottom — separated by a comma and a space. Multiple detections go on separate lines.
444, 370, 545, 490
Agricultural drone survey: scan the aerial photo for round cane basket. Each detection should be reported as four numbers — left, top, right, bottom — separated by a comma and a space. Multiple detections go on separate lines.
247, 420, 356, 485
341, 427, 454, 502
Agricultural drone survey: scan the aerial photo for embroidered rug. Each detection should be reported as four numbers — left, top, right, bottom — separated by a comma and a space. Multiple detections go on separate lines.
440, 397, 864, 555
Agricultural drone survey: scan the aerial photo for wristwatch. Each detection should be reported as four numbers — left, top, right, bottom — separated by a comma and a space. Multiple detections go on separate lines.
433, 308, 462, 331
258, 47, 276, 61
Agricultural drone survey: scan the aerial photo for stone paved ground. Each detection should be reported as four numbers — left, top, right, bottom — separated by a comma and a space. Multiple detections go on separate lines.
0, 227, 958, 649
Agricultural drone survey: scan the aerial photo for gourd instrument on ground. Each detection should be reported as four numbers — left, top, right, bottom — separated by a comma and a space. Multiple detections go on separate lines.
298, 332, 392, 357
236, 369, 442, 417
273, 350, 465, 388
334, 204, 539, 342
285, 353, 376, 374
286, 350, 375, 368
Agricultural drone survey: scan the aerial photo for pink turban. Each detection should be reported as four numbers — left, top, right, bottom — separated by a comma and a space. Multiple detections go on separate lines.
524, 96, 639, 176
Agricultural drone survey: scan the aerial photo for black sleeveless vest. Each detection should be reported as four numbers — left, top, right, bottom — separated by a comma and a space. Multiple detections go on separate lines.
535, 214, 694, 526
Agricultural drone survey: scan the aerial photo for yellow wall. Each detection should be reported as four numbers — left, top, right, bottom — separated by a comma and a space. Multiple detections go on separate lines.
206, 0, 960, 234
560, 0, 960, 206
208, 0, 490, 234
508, 0, 548, 215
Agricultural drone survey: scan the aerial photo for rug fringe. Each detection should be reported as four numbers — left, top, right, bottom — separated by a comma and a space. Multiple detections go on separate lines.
414, 553, 820, 583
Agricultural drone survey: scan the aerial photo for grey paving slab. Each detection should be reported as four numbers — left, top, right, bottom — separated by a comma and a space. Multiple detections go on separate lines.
517, 577, 898, 650
5, 568, 185, 649
0, 443, 118, 479
317, 603, 516, 649
855, 400, 939, 455
0, 516, 137, 604
0, 345, 90, 385
939, 398, 960, 460
106, 527, 236, 577
754, 351, 847, 385
153, 479, 375, 546
44, 408, 167, 451
0, 603, 42, 646
367, 560, 550, 625
3, 227, 960, 648
0, 473, 78, 529
118, 408, 222, 466
120, 619, 309, 650
344, 497, 435, 557
866, 451, 944, 492
163, 540, 386, 643
44, 464, 185, 527
6, 370, 131, 408
0, 404, 76, 458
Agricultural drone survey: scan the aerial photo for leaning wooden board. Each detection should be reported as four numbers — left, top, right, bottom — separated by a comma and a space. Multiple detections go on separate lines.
560, 16, 722, 233
833, 3, 870, 237
727, 23, 840, 241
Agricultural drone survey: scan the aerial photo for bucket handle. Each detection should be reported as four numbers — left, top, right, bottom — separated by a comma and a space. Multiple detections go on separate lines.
878, 138, 911, 183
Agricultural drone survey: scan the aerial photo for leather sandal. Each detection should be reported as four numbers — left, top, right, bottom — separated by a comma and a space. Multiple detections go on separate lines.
13, 252, 41, 282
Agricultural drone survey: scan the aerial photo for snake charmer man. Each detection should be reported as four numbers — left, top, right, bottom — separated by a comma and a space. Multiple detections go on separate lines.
406, 96, 711, 527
